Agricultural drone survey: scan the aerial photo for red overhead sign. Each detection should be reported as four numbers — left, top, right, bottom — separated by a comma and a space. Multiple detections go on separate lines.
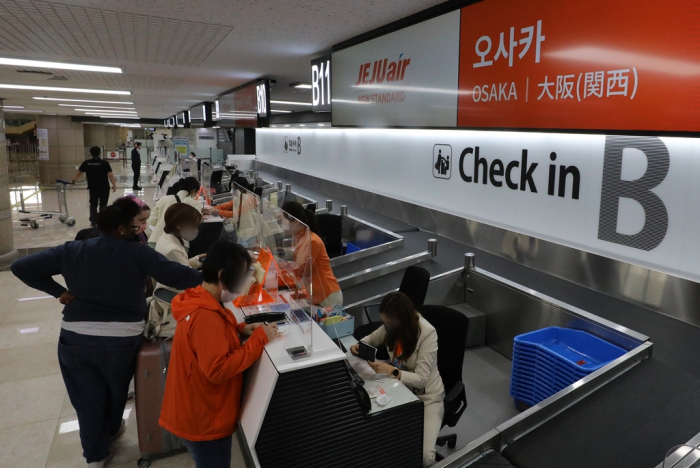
453, 0, 700, 132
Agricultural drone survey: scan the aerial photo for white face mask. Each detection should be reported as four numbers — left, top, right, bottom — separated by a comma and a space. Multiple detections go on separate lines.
220, 284, 240, 303
180, 227, 199, 241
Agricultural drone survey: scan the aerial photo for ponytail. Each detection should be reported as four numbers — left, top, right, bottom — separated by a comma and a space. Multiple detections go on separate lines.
282, 201, 320, 236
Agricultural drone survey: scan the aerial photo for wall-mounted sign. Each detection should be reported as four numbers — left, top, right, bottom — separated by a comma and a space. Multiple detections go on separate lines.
332, 12, 461, 127
311, 54, 331, 112
257, 127, 700, 282
456, 0, 700, 132
256, 81, 269, 118
173, 137, 189, 157
189, 103, 213, 127
37, 128, 49, 161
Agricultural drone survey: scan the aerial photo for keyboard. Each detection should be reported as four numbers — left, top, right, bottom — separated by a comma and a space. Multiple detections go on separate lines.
243, 312, 287, 325
344, 360, 365, 387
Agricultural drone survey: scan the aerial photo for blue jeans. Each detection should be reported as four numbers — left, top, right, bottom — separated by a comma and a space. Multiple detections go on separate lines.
182, 435, 232, 468
57, 329, 142, 463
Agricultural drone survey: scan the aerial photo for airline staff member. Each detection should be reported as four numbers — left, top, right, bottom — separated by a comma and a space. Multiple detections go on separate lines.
281, 201, 342, 307
131, 142, 142, 190
351, 292, 445, 467
159, 241, 278, 468
71, 146, 117, 227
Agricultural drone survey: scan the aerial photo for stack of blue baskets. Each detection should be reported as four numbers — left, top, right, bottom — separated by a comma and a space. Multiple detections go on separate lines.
510, 327, 626, 408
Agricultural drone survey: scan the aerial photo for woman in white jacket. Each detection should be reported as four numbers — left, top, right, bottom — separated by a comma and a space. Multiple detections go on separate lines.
154, 203, 205, 278
351, 292, 445, 467
148, 177, 202, 248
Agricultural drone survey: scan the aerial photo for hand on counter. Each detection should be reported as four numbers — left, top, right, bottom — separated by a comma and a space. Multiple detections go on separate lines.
263, 323, 279, 341
241, 322, 262, 338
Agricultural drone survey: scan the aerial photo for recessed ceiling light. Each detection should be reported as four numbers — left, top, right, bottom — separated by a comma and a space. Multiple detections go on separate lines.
299, 124, 306, 127
271, 110, 292, 113
318, 123, 325, 127
284, 125, 290, 127
270, 100, 312, 106
59, 104, 135, 109
34, 97, 134, 104
292, 83, 312, 89
80, 109, 138, 113
0, 84, 130, 95
99, 116, 140, 119
5, 109, 43, 113
2, 105, 24, 109
0, 58, 122, 73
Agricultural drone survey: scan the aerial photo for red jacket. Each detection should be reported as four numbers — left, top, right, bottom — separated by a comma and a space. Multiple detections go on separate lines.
159, 285, 269, 441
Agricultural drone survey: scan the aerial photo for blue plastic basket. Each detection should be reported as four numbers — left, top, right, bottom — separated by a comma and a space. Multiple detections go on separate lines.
510, 327, 625, 408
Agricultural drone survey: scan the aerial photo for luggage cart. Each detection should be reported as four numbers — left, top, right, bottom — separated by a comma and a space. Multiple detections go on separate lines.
17, 179, 76, 229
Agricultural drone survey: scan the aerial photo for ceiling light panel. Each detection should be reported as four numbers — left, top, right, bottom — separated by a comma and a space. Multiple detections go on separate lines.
0, 58, 122, 73
270, 100, 312, 106
34, 98, 134, 104
78, 109, 138, 113
0, 84, 130, 95
60, 105, 135, 109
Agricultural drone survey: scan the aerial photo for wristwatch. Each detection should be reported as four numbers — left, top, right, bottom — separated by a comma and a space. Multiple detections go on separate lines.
391, 368, 400, 378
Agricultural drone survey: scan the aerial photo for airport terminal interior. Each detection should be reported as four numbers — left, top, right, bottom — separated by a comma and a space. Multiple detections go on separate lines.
2, 1, 700, 468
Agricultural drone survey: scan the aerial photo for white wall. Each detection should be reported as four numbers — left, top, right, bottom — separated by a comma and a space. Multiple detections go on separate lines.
256, 127, 700, 283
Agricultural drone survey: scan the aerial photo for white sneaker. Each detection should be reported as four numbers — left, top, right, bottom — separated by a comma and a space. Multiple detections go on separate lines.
87, 450, 114, 467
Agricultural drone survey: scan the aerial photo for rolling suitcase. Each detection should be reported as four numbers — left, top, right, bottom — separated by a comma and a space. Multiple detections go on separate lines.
134, 339, 184, 468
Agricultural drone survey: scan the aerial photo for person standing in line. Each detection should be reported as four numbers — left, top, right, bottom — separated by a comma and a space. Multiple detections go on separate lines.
72, 146, 117, 227
10, 198, 203, 468
131, 142, 143, 191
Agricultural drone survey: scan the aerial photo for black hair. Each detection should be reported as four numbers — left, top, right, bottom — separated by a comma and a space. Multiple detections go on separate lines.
232, 176, 252, 192
170, 177, 200, 196
89, 146, 101, 158
201, 241, 252, 291
254, 187, 263, 198
282, 201, 320, 235
96, 198, 140, 234
190, 152, 196, 157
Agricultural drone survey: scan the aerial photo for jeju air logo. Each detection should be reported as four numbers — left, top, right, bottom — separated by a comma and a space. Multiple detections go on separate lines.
354, 54, 411, 86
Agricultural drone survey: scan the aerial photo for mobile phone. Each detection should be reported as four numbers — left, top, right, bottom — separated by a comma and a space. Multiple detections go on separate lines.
358, 342, 377, 362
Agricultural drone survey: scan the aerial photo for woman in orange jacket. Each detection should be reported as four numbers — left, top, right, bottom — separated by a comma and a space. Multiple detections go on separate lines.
282, 201, 343, 307
159, 241, 278, 468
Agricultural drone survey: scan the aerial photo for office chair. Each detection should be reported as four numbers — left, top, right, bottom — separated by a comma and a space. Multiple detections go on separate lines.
188, 221, 226, 257
317, 213, 343, 258
417, 305, 469, 457
363, 266, 431, 323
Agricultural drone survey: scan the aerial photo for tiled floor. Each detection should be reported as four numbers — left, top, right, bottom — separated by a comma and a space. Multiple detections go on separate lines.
0, 271, 249, 467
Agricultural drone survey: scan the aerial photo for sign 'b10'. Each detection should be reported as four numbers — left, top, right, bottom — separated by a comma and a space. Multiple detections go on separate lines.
311, 54, 331, 112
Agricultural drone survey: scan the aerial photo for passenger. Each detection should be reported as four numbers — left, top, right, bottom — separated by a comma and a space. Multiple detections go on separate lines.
148, 177, 202, 247
10, 198, 202, 468
350, 292, 445, 467
154, 203, 205, 286
122, 194, 150, 245
159, 241, 279, 468
281, 201, 343, 307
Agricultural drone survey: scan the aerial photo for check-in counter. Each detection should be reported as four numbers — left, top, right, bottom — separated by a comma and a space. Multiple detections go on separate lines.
232, 302, 424, 468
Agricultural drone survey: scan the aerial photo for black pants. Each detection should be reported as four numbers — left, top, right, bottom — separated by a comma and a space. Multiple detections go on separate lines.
57, 329, 142, 463
132, 163, 140, 189
89, 187, 110, 225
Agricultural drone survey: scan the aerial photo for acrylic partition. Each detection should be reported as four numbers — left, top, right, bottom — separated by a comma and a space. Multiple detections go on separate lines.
231, 182, 316, 357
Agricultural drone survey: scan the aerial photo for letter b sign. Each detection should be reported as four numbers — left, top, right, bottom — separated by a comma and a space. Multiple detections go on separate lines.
598, 136, 670, 251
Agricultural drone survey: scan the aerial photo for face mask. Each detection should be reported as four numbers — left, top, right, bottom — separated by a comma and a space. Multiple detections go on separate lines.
383, 324, 401, 340
220, 284, 240, 303
180, 227, 199, 241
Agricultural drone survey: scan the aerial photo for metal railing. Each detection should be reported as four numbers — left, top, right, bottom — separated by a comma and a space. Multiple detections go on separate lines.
6, 143, 39, 179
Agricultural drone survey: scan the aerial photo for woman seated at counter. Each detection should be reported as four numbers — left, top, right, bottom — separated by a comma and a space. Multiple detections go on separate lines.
159, 240, 279, 468
281, 201, 343, 307
154, 204, 205, 275
351, 292, 445, 467
204, 177, 256, 219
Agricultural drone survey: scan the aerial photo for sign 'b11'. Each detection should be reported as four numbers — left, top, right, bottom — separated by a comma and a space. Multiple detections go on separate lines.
311, 54, 331, 112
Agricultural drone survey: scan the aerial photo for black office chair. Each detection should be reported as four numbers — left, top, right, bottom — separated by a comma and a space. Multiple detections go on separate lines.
363, 266, 431, 323
188, 221, 226, 257
317, 213, 343, 258
417, 305, 469, 458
